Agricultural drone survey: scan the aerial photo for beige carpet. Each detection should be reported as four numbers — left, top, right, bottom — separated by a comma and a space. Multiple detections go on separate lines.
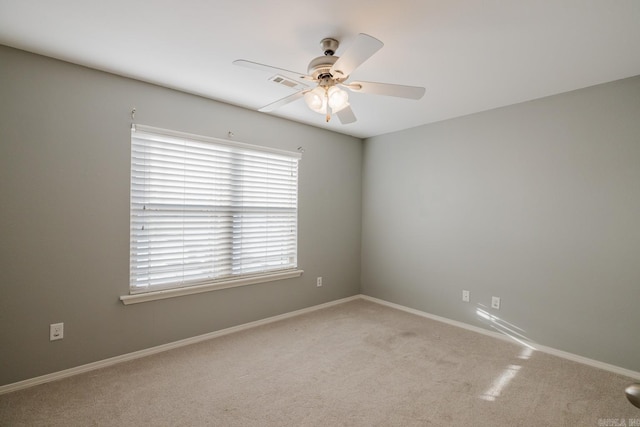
0, 299, 638, 426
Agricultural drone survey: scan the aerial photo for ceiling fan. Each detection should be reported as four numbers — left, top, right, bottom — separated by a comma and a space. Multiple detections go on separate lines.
233, 33, 425, 124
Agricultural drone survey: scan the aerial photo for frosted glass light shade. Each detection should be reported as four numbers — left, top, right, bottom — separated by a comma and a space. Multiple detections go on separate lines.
328, 86, 349, 111
304, 86, 349, 114
304, 87, 326, 113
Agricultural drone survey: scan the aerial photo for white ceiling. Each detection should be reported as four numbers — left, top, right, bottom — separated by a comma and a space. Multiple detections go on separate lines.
1, 0, 639, 139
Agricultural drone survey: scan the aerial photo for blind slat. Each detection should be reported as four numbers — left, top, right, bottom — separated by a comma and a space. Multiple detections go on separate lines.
130, 126, 299, 293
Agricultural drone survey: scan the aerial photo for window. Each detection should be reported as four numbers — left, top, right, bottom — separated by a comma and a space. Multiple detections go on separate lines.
126, 125, 301, 302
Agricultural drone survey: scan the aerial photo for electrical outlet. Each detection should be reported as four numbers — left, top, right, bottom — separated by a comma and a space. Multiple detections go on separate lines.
316, 277, 323, 287
50, 323, 64, 341
462, 290, 470, 302
491, 296, 501, 310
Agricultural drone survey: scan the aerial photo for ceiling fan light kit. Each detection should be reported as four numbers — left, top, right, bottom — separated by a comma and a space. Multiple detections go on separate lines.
234, 33, 425, 125
304, 83, 350, 122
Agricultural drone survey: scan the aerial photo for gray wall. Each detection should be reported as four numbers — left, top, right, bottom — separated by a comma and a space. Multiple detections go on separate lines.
0, 45, 362, 386
2, 43, 638, 387
362, 76, 640, 372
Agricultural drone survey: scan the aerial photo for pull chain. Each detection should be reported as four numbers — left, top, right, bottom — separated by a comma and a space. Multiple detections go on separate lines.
324, 88, 331, 122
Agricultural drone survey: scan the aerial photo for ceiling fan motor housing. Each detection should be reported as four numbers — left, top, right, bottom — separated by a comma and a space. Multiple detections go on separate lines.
307, 37, 348, 81
307, 55, 339, 80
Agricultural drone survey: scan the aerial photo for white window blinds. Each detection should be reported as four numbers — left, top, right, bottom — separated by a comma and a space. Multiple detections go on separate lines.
130, 125, 301, 294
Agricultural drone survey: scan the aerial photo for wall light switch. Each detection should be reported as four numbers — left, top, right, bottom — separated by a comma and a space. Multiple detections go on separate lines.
491, 296, 501, 310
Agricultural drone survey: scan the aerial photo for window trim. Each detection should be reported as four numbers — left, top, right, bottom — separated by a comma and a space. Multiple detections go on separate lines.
120, 268, 303, 305
122, 124, 303, 305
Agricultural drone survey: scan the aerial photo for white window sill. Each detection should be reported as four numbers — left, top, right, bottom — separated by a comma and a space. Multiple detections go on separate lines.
120, 269, 304, 305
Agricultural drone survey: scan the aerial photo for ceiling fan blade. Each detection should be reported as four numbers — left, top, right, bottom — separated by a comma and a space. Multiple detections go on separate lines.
344, 81, 425, 100
258, 90, 307, 112
330, 33, 383, 79
335, 104, 357, 124
233, 59, 314, 82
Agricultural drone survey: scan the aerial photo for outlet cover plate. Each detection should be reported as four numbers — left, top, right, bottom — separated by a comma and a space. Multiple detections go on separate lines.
462, 290, 470, 302
50, 323, 64, 341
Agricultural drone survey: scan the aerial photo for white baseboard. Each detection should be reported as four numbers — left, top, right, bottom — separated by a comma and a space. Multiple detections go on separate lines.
0, 295, 360, 395
360, 294, 640, 380
1, 293, 637, 395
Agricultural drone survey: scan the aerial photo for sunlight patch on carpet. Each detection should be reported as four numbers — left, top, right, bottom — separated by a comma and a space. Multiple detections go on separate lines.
480, 364, 521, 402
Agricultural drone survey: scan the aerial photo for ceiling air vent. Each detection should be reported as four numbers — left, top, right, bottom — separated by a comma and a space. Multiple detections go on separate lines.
268, 75, 308, 91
